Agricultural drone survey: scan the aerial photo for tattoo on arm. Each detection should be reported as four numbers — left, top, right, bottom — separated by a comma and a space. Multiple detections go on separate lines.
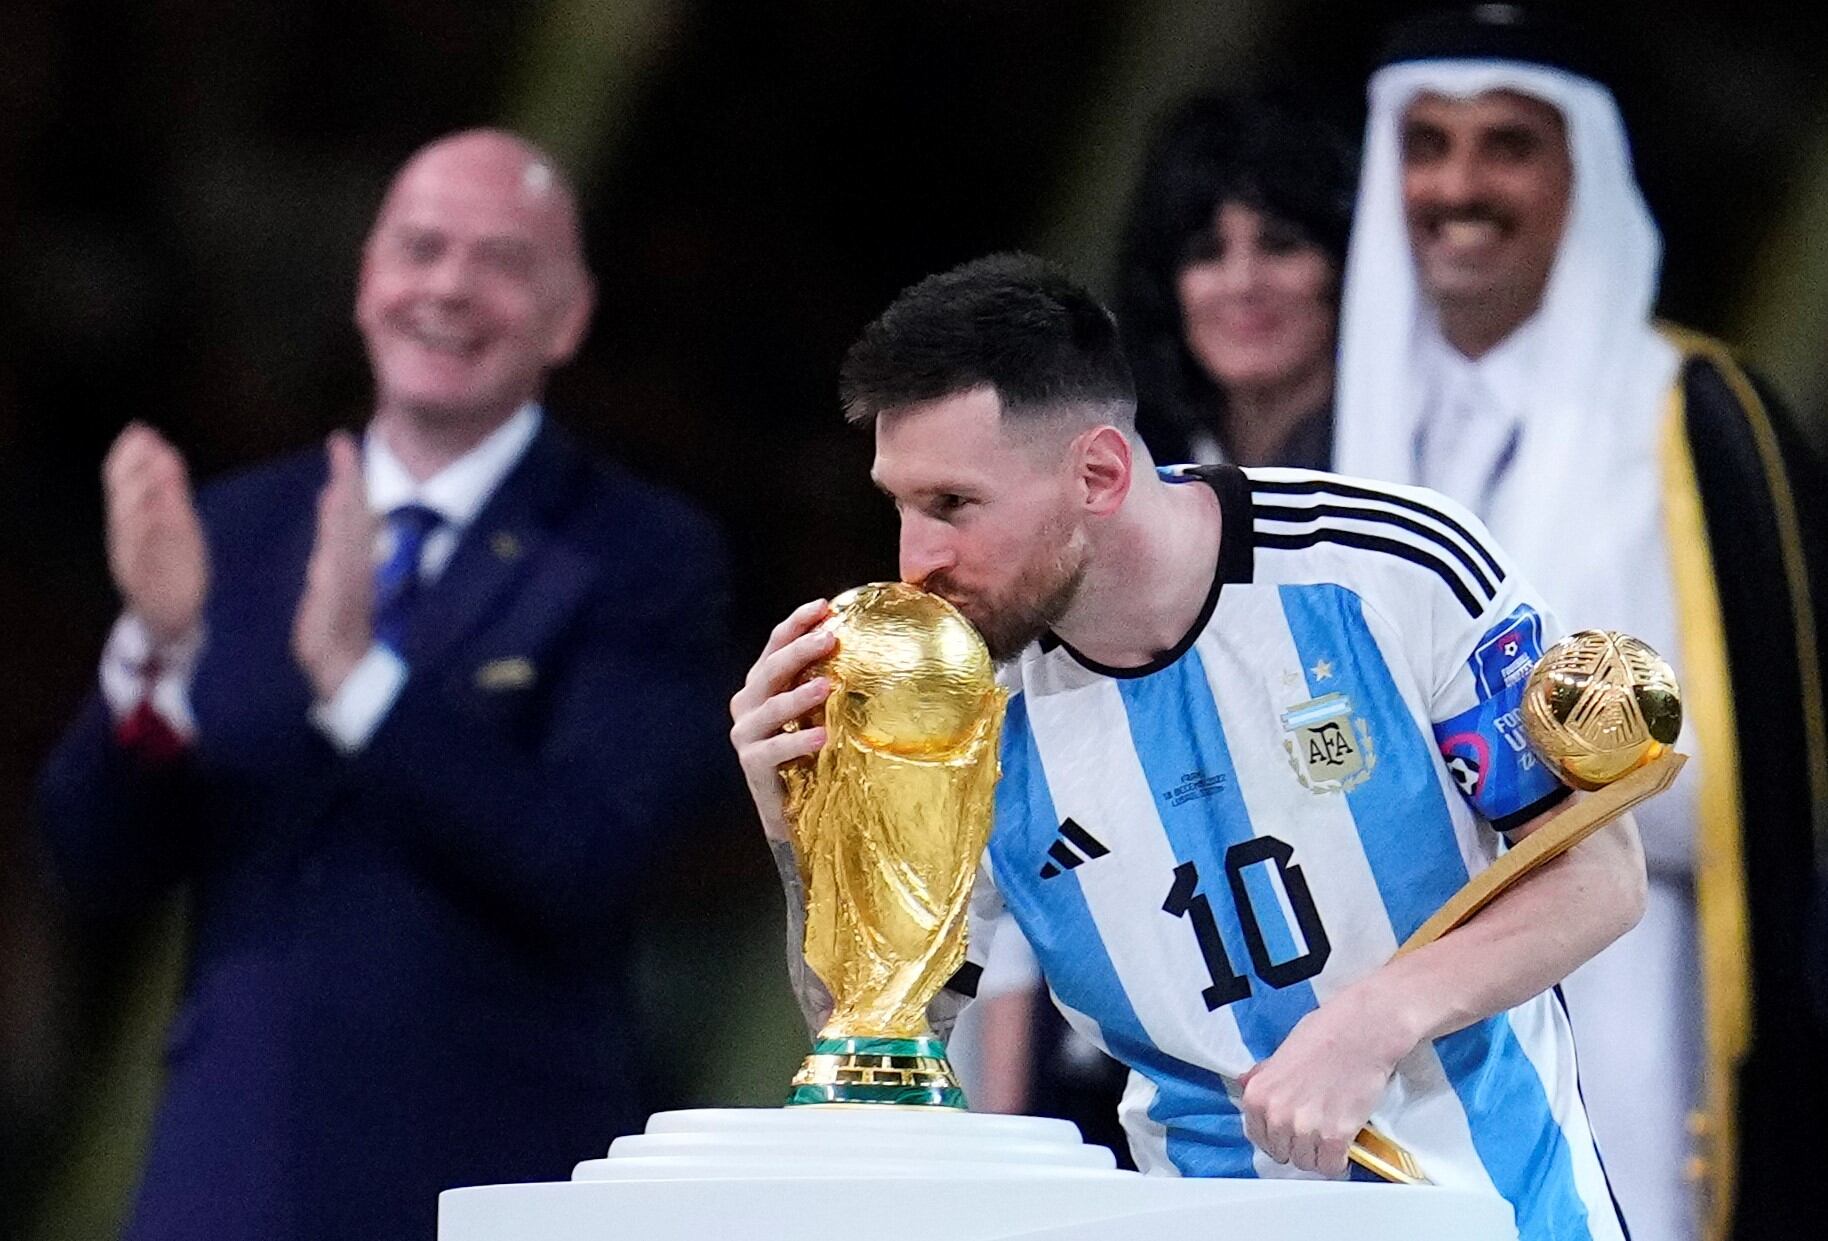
771, 839, 833, 1038
927, 987, 967, 1044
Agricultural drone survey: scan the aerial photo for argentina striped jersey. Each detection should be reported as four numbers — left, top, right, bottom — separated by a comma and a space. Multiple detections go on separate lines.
965, 465, 1623, 1241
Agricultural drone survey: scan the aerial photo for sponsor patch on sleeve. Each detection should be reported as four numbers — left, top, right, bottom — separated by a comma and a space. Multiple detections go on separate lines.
1467, 604, 1545, 701
1434, 677, 1564, 826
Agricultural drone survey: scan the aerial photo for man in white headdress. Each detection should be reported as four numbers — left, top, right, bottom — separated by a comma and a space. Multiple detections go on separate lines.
1334, 7, 1827, 1241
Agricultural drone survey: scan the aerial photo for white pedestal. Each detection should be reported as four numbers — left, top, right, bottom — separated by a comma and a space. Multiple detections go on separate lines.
439, 1108, 1517, 1241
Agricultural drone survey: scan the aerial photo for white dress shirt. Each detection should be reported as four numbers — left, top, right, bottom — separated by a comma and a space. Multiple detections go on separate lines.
1411, 314, 1542, 516
102, 403, 543, 754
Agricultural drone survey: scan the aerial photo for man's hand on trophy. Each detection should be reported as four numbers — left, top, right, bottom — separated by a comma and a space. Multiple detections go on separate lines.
1238, 984, 1413, 1177
728, 598, 838, 841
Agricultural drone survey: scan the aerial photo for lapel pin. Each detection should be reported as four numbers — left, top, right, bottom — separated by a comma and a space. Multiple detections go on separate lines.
475, 656, 536, 691
490, 531, 521, 561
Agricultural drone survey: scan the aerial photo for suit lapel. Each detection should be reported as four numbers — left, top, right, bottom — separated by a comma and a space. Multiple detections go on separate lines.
401, 421, 588, 675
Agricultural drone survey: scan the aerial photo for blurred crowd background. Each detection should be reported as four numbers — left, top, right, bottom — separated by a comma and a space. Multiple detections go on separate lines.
3, 1, 1827, 1238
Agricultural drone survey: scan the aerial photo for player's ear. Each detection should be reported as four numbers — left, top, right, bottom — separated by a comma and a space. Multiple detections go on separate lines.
544, 270, 596, 365
1077, 425, 1132, 518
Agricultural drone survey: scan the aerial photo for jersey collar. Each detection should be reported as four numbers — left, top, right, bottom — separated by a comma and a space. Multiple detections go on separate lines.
1041, 464, 1253, 679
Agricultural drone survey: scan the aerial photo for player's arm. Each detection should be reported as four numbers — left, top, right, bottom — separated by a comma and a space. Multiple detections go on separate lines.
1244, 488, 1648, 1176
1334, 799, 1646, 1064
731, 600, 837, 1035
1360, 800, 1646, 1039
1243, 794, 1646, 1177
768, 835, 835, 1035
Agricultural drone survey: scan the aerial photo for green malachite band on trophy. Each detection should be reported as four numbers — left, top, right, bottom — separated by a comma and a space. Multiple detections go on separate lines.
811, 1036, 947, 1059
786, 1035, 967, 1109
785, 1082, 967, 1107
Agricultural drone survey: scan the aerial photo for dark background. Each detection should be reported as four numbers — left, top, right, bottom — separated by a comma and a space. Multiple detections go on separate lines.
3, 2, 1825, 1235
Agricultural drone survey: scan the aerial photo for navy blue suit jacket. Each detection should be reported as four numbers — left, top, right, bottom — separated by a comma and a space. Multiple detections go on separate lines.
37, 420, 732, 1241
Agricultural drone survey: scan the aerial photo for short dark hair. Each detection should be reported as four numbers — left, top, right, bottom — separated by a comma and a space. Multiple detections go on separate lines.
1115, 93, 1355, 460
839, 252, 1136, 428
1379, 4, 1608, 87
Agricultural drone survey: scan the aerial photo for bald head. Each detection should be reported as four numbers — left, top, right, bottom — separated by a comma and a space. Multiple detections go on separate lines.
357, 128, 596, 436
376, 129, 586, 277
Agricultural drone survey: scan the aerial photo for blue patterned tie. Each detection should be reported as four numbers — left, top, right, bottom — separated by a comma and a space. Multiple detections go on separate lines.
373, 503, 444, 654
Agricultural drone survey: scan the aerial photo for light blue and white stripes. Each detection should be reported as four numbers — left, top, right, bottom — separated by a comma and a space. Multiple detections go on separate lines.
983, 571, 1623, 1240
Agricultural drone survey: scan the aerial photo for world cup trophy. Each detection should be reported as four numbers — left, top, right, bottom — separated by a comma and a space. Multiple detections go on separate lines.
780, 582, 1008, 1108
1354, 629, 1687, 1183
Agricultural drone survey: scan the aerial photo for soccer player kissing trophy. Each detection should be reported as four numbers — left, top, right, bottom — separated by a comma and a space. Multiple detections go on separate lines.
776, 585, 1685, 1191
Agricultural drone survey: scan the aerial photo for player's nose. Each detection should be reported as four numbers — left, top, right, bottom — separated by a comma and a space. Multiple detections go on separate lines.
898, 513, 955, 584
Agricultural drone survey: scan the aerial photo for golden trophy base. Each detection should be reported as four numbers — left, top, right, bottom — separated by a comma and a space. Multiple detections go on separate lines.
786, 1036, 966, 1108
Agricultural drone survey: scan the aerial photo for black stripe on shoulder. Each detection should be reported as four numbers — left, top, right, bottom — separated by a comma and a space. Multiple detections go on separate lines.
1489, 784, 1574, 836
1249, 476, 1504, 581
1252, 500, 1497, 600
1255, 527, 1484, 617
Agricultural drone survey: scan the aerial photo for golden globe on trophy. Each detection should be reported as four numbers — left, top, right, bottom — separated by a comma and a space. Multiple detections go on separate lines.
1354, 629, 1688, 1184
780, 582, 1008, 1108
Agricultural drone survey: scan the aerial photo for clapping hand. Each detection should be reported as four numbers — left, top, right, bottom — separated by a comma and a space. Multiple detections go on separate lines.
103, 422, 210, 649
293, 432, 379, 701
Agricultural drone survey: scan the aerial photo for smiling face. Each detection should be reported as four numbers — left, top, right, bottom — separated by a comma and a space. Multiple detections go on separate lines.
1400, 89, 1572, 349
355, 131, 593, 432
1175, 200, 1338, 395
872, 386, 1101, 663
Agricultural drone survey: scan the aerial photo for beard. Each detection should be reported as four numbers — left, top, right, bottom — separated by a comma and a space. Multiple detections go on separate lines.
925, 528, 1089, 664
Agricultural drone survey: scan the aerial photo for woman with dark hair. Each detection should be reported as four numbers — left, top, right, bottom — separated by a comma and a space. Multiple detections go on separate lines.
1116, 92, 1356, 467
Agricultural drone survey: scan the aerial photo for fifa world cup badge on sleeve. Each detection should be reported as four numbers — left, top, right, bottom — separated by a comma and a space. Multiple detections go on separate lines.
1436, 605, 1562, 821
1469, 604, 1546, 698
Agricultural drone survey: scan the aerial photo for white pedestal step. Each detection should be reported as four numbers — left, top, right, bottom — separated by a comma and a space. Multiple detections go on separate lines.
439, 1108, 1517, 1241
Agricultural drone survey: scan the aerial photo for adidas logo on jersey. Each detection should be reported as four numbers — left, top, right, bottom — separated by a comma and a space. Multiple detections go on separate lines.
1039, 818, 1111, 879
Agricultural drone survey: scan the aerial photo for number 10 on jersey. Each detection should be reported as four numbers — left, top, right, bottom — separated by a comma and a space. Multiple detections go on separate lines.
1163, 836, 1331, 1009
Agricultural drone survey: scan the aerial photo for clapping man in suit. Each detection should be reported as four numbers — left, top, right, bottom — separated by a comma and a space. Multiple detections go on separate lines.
38, 129, 731, 1241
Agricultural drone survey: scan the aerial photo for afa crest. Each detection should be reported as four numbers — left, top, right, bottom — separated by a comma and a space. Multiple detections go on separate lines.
1281, 692, 1376, 793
